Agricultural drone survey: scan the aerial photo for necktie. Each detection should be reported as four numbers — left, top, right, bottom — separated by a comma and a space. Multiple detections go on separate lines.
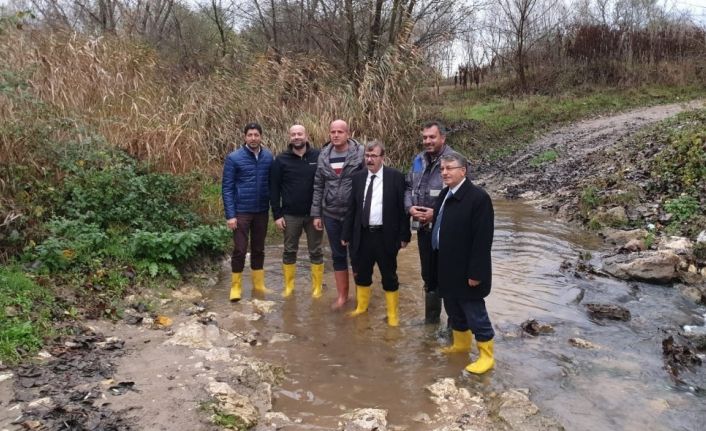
362, 174, 376, 227
431, 190, 452, 250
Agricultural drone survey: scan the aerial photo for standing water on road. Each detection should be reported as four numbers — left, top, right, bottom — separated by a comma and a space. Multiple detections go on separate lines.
206, 199, 705, 430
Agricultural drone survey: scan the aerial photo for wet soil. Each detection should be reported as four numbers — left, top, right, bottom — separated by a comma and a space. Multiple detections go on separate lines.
3, 101, 706, 430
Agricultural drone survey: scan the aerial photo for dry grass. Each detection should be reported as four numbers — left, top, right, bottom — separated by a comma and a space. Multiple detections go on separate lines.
0, 28, 427, 174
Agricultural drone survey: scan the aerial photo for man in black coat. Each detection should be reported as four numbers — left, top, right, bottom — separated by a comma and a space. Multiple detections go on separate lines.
430, 153, 495, 374
270, 124, 323, 299
342, 140, 411, 326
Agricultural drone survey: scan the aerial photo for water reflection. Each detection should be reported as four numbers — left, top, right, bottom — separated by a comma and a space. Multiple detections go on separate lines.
207, 198, 704, 430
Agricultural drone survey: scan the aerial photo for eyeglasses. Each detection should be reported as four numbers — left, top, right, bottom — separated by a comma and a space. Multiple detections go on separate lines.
365, 154, 382, 159
439, 166, 464, 172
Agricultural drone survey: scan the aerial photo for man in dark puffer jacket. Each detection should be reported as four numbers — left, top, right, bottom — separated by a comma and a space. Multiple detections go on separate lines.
222, 122, 274, 301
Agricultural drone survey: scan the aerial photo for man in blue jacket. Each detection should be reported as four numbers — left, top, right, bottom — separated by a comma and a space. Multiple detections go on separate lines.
270, 124, 323, 298
222, 122, 274, 301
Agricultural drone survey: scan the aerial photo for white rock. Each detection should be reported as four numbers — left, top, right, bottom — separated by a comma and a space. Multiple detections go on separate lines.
194, 347, 231, 362
696, 230, 706, 244
251, 299, 277, 314
658, 236, 693, 254
0, 372, 13, 383
207, 381, 236, 396
165, 321, 221, 349
341, 408, 388, 431
269, 333, 295, 344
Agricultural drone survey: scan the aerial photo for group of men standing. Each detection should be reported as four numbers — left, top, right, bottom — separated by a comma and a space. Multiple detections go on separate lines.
221, 119, 496, 375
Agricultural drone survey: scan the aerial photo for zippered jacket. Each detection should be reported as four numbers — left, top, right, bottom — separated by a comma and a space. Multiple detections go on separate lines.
270, 143, 320, 220
405, 144, 469, 212
310, 139, 365, 221
222, 145, 273, 218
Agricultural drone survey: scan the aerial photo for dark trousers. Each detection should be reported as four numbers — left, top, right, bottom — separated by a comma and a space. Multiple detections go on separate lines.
417, 227, 433, 288
282, 215, 323, 264
353, 229, 399, 291
419, 227, 442, 323
323, 215, 349, 271
231, 211, 269, 272
443, 298, 495, 341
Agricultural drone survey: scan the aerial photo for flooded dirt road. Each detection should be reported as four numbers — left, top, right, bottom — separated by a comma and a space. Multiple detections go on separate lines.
202, 198, 705, 430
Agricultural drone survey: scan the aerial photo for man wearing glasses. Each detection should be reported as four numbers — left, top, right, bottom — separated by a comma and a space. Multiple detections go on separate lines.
342, 140, 410, 326
405, 121, 469, 325
431, 153, 495, 374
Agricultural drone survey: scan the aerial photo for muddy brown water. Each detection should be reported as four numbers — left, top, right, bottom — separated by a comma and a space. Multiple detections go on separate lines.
205, 199, 705, 431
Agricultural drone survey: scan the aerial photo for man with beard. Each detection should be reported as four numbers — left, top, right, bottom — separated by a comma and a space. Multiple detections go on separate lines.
311, 120, 365, 309
341, 140, 410, 326
222, 122, 274, 301
270, 124, 324, 298
405, 121, 469, 325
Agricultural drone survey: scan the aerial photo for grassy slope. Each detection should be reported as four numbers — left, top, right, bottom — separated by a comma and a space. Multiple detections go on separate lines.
432, 84, 706, 161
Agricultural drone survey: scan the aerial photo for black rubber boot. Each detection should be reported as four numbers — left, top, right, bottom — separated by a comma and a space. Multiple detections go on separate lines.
424, 289, 442, 324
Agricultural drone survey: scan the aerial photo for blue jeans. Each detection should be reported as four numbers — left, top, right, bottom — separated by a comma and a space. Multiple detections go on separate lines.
323, 215, 349, 271
443, 298, 495, 341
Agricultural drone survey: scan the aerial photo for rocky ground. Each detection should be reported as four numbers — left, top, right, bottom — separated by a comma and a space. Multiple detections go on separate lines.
479, 100, 706, 290
0, 282, 563, 431
2, 101, 705, 431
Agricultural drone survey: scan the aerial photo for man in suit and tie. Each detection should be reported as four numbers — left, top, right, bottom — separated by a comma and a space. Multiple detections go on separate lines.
431, 153, 495, 374
342, 140, 411, 326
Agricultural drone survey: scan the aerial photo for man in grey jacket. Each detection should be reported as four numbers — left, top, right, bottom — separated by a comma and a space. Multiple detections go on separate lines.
311, 120, 365, 309
405, 121, 468, 324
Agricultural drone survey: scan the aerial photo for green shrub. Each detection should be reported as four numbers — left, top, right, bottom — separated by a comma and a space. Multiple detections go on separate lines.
664, 195, 700, 225
131, 225, 230, 276
529, 149, 558, 167
652, 111, 706, 197
60, 155, 198, 231
580, 186, 600, 214
32, 218, 108, 272
0, 267, 55, 363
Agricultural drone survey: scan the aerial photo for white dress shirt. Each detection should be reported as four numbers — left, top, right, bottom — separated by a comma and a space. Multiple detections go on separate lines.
364, 168, 384, 226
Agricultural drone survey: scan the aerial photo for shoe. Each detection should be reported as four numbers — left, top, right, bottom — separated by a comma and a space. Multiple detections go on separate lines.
440, 330, 472, 354
464, 339, 495, 374
283, 264, 296, 297
385, 290, 400, 327
229, 272, 242, 301
348, 285, 371, 317
311, 263, 324, 298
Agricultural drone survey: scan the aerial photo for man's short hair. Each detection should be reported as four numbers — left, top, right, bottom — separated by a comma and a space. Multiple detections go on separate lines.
440, 153, 467, 168
243, 122, 263, 134
365, 139, 385, 156
422, 120, 447, 135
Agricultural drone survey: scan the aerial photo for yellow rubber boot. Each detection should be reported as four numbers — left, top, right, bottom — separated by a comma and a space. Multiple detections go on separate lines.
283, 264, 296, 297
229, 272, 242, 302
385, 290, 400, 327
311, 263, 324, 298
252, 269, 269, 294
348, 286, 372, 317
440, 330, 472, 354
465, 339, 495, 374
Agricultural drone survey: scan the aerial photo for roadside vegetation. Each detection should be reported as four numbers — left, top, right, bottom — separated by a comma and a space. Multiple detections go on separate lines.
1, 0, 705, 367
577, 109, 706, 237
436, 85, 706, 162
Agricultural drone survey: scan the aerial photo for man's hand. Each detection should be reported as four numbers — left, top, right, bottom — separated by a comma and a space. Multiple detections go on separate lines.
468, 279, 480, 287
275, 217, 286, 231
400, 241, 408, 249
313, 217, 323, 231
227, 218, 237, 230
341, 240, 349, 246
410, 206, 434, 224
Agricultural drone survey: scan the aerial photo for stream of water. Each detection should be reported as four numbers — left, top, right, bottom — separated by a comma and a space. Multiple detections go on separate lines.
209, 198, 705, 430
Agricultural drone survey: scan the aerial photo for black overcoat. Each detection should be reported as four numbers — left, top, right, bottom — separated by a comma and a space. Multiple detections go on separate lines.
342, 166, 411, 257
430, 179, 494, 300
